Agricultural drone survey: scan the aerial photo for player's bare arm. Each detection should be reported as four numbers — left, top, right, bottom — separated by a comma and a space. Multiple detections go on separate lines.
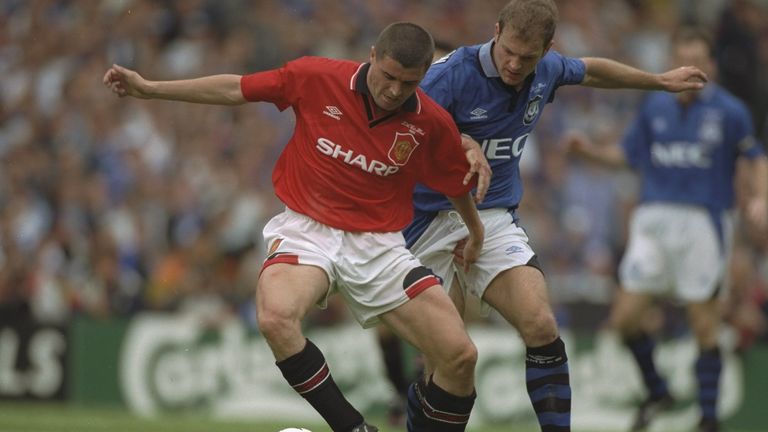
103, 64, 246, 105
742, 155, 768, 234
563, 130, 628, 168
579, 57, 708, 92
446, 194, 484, 272
460, 134, 492, 203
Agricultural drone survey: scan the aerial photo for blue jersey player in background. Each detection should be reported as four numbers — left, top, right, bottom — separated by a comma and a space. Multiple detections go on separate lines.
403, 1, 710, 432
568, 27, 768, 432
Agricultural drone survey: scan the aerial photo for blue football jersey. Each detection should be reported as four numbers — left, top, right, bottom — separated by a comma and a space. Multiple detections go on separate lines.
405, 40, 585, 245
622, 84, 764, 212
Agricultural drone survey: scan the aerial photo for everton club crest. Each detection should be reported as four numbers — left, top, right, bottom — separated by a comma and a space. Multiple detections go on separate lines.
523, 94, 542, 125
388, 132, 420, 166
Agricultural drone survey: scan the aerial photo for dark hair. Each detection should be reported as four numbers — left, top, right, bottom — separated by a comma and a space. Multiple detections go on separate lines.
497, 0, 558, 48
374, 22, 435, 69
671, 26, 714, 56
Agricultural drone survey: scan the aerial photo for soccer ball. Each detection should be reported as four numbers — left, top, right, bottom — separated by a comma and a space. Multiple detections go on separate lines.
277, 429, 312, 432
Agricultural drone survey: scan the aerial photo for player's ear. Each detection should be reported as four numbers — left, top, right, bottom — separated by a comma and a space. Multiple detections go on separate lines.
494, 22, 501, 42
369, 46, 376, 63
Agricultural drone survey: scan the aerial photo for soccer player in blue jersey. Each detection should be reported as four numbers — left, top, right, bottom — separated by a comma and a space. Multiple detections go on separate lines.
568, 27, 768, 432
403, 1, 710, 431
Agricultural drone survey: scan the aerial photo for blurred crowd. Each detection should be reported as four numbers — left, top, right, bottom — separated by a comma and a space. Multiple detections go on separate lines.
1, 0, 767, 347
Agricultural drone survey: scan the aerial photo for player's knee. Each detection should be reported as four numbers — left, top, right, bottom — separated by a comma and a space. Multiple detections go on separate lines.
519, 310, 559, 346
609, 310, 638, 338
257, 307, 299, 344
443, 340, 478, 379
690, 318, 719, 348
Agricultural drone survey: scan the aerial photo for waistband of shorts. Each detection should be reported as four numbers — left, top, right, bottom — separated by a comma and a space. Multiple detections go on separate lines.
444, 207, 516, 219
443, 208, 519, 228
284, 206, 309, 220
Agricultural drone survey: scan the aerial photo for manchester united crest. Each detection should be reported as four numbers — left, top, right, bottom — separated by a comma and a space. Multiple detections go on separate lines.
388, 132, 420, 166
523, 94, 542, 125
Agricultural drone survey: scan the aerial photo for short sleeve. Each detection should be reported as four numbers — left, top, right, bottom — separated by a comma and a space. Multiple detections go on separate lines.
730, 102, 765, 159
240, 58, 309, 111
420, 63, 455, 112
418, 117, 474, 197
552, 51, 586, 87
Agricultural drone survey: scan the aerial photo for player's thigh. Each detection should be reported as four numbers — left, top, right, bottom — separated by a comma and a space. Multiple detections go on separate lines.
676, 209, 732, 302
257, 263, 330, 320
449, 275, 467, 317
380, 284, 473, 362
259, 208, 335, 319
455, 209, 537, 316
619, 206, 669, 295
483, 265, 556, 335
408, 211, 466, 296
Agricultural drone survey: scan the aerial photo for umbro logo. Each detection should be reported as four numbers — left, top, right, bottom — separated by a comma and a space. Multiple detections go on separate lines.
469, 107, 487, 120
526, 354, 563, 365
323, 106, 343, 120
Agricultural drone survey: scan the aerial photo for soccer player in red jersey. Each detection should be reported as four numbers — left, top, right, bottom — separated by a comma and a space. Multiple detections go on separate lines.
104, 22, 491, 432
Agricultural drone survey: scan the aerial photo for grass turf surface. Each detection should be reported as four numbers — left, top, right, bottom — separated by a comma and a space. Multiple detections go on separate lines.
1, 402, 762, 432
0, 402, 542, 432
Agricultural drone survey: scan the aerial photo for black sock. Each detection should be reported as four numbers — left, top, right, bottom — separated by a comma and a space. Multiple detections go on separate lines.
695, 347, 721, 424
276, 339, 363, 432
526, 337, 571, 432
624, 333, 670, 400
379, 332, 410, 396
406, 377, 475, 431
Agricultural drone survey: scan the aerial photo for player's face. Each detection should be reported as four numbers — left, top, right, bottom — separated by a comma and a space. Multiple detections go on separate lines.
492, 24, 552, 88
368, 49, 427, 112
672, 40, 714, 103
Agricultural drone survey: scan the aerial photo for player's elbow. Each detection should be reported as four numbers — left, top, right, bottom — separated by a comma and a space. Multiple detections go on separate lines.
225, 89, 248, 105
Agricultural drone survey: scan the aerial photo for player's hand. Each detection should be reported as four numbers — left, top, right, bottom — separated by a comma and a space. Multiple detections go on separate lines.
659, 65, 708, 93
460, 134, 491, 203
103, 64, 150, 99
452, 236, 481, 272
562, 130, 591, 158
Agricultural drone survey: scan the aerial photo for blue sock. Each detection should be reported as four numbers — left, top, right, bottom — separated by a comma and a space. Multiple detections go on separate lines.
406, 377, 475, 431
695, 347, 721, 423
526, 337, 571, 432
624, 333, 670, 400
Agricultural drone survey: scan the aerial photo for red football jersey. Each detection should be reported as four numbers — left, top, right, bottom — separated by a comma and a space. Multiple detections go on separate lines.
240, 56, 473, 232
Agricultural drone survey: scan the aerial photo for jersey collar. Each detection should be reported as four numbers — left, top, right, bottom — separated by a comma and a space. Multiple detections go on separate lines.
479, 40, 499, 77
349, 62, 421, 113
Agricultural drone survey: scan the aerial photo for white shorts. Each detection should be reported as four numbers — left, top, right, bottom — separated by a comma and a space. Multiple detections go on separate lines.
262, 208, 441, 328
408, 208, 537, 316
619, 203, 734, 302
